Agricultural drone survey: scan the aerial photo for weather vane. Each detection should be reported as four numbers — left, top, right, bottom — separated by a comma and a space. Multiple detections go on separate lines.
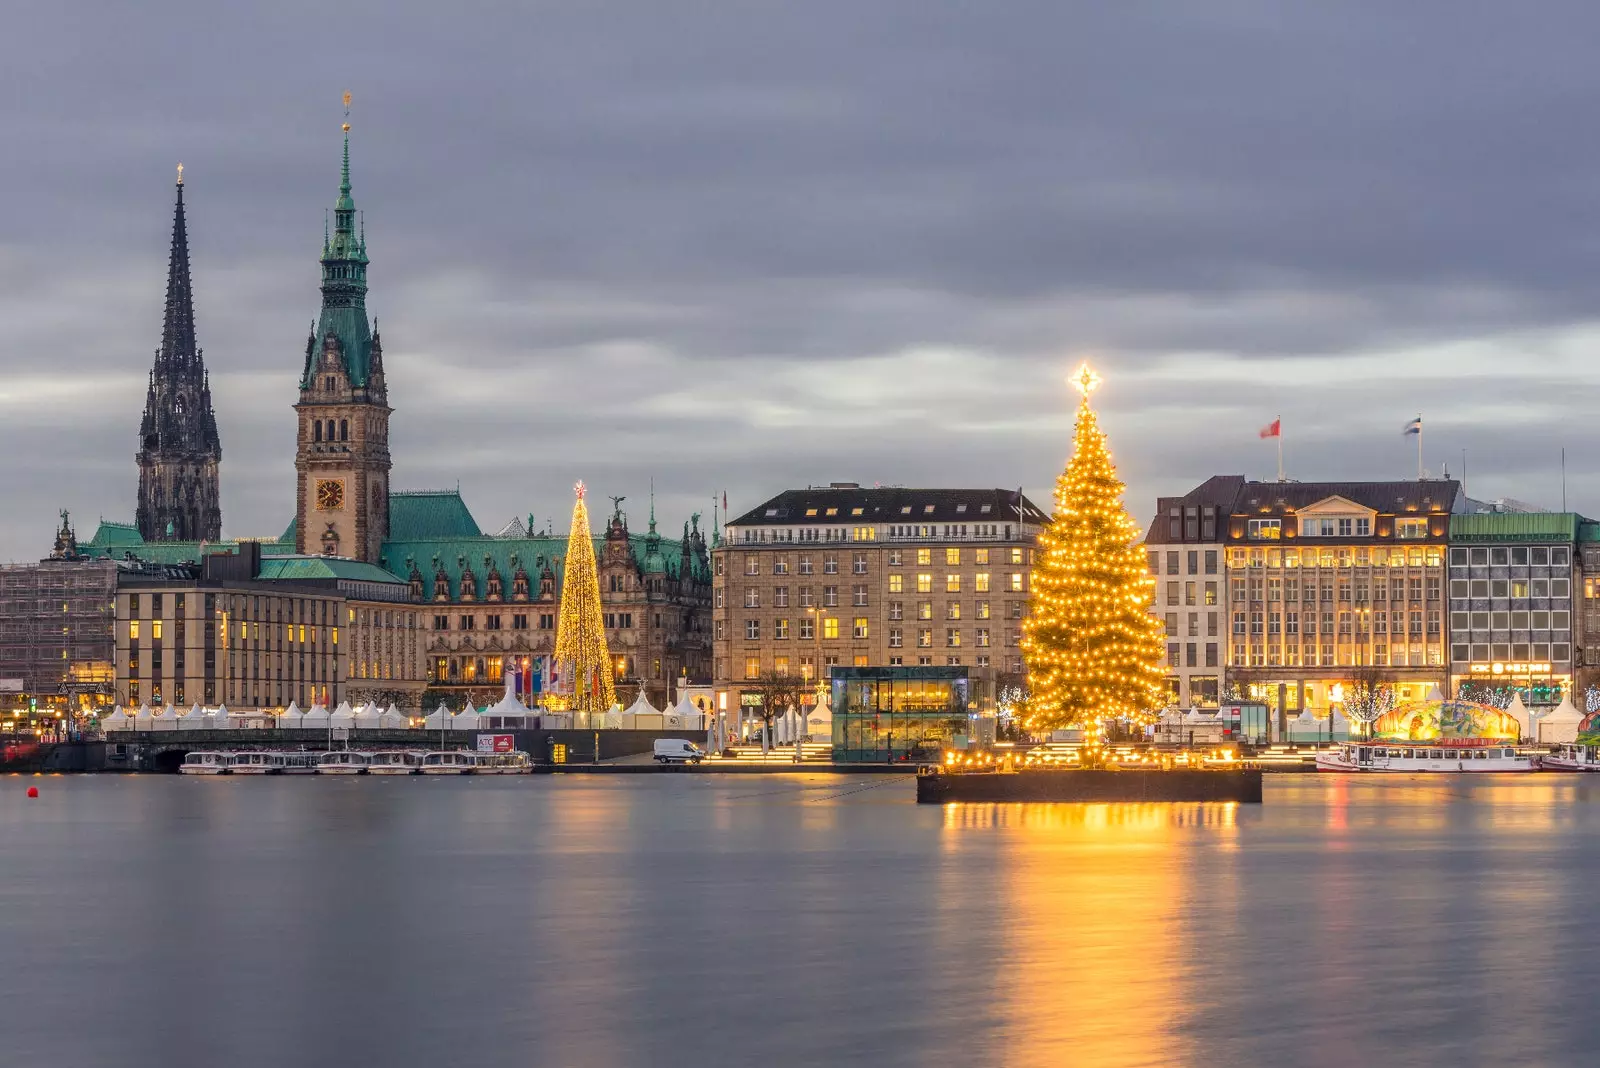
609, 495, 626, 519
1070, 361, 1102, 398
342, 90, 352, 133
176, 162, 183, 186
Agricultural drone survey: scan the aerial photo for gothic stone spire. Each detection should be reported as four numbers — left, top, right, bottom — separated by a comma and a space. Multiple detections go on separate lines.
136, 169, 222, 543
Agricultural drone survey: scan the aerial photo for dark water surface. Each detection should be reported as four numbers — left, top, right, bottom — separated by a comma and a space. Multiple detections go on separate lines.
3, 773, 1598, 1067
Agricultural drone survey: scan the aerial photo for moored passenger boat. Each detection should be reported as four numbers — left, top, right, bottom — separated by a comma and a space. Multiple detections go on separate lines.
1538, 710, 1600, 771
179, 751, 235, 775
479, 750, 532, 774
316, 751, 371, 775
230, 751, 278, 775
367, 750, 425, 775
1316, 699, 1534, 773
420, 750, 477, 775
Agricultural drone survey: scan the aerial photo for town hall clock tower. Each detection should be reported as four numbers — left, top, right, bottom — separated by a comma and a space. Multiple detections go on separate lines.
294, 106, 391, 563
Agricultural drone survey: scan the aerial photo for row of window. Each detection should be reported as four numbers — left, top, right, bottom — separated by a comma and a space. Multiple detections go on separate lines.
732, 547, 1028, 576
1451, 643, 1572, 663
1231, 610, 1444, 636
1164, 612, 1220, 637
1231, 578, 1439, 602
1448, 610, 1571, 632
1449, 579, 1571, 600
1245, 516, 1431, 540
737, 653, 1002, 679
729, 617, 1016, 647
1232, 645, 1443, 667
1149, 549, 1221, 576
431, 613, 560, 631
1165, 642, 1221, 668
1229, 547, 1443, 568
1450, 546, 1571, 568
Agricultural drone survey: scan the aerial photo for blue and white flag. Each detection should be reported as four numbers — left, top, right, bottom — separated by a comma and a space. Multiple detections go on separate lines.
1402, 417, 1422, 437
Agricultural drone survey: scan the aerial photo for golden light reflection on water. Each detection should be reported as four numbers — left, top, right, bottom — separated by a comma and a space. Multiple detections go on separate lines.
943, 802, 1243, 1068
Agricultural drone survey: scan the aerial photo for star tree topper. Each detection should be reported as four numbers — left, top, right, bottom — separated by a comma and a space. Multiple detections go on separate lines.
574, 480, 587, 500
1070, 361, 1102, 399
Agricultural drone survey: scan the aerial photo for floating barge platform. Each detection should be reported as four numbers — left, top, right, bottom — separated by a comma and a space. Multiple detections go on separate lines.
915, 767, 1263, 803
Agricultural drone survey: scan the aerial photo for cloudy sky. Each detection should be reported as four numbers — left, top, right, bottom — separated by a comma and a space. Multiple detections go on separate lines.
3, 2, 1598, 561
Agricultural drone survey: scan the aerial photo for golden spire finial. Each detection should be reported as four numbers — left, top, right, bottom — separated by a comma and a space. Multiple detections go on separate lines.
176, 162, 184, 186
342, 90, 352, 133
1069, 361, 1102, 399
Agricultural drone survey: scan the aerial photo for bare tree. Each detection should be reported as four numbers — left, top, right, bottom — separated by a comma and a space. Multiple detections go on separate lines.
1339, 666, 1396, 739
749, 670, 807, 752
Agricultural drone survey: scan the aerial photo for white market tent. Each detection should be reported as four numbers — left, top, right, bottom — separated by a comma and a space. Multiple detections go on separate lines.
452, 699, 483, 731
279, 701, 304, 728
423, 702, 453, 730
102, 706, 130, 732
133, 703, 154, 730
805, 694, 832, 741
624, 692, 660, 718
1505, 694, 1531, 742
1538, 695, 1584, 744
302, 702, 331, 727
353, 702, 382, 730
328, 701, 356, 729
379, 703, 407, 729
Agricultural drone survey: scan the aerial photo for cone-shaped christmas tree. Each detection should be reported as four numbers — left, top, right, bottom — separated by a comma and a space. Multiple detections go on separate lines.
554, 481, 617, 714
1021, 364, 1166, 740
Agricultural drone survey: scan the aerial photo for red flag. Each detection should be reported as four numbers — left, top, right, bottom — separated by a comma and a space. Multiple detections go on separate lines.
722, 490, 728, 512
1259, 418, 1281, 439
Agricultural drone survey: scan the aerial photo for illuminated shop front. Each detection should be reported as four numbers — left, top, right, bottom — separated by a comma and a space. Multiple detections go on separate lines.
1454, 661, 1570, 709
830, 666, 969, 762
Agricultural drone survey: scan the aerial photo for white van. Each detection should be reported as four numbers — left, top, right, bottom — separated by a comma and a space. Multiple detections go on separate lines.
653, 738, 705, 765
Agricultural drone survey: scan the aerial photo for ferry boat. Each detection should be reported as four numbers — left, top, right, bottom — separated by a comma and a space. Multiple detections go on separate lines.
179, 751, 235, 775
1316, 741, 1534, 773
316, 751, 371, 775
1315, 699, 1534, 774
367, 750, 425, 775
278, 752, 319, 775
230, 751, 279, 775
420, 750, 480, 775
1539, 744, 1600, 771
478, 750, 532, 774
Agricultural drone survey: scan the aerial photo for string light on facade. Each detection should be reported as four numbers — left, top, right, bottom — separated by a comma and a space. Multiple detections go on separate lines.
1021, 362, 1165, 744
552, 482, 616, 714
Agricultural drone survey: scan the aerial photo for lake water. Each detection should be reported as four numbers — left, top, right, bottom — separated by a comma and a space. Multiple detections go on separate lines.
3, 773, 1599, 1067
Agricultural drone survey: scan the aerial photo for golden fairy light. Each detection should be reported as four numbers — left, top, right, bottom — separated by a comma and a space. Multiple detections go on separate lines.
1021, 363, 1166, 743
552, 482, 616, 714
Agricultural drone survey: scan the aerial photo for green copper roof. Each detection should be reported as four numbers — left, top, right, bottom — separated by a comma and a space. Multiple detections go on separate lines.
302, 129, 376, 389
380, 531, 707, 601
1450, 513, 1580, 542
256, 556, 406, 584
86, 520, 145, 547
79, 529, 295, 566
279, 490, 483, 548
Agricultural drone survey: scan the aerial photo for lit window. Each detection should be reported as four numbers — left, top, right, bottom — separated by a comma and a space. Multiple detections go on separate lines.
853, 618, 869, 639
823, 617, 840, 640
888, 575, 904, 593
1010, 573, 1024, 592
917, 548, 932, 566
152, 620, 163, 639
128, 620, 140, 639
744, 656, 761, 679
946, 574, 961, 592
945, 548, 960, 565
975, 573, 991, 592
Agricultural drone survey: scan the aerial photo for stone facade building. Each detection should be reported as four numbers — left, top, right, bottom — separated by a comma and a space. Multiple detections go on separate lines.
0, 514, 118, 722
135, 171, 222, 544
1140, 475, 1241, 708
112, 543, 424, 711
1217, 478, 1463, 716
712, 485, 1047, 716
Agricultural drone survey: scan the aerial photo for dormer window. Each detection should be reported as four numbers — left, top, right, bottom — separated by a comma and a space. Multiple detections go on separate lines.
1247, 519, 1282, 541
980, 504, 992, 514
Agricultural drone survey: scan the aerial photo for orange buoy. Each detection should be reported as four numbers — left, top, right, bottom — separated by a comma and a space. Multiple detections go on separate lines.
26, 786, 39, 798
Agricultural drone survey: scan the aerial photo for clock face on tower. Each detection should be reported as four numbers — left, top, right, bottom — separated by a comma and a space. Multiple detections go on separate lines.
316, 479, 345, 511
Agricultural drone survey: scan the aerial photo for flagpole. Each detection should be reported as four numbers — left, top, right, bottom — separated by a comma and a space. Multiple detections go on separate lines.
1276, 415, 1284, 482
1417, 417, 1424, 480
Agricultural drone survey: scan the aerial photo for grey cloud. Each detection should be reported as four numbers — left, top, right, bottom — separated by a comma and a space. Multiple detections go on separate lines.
5, 1, 1600, 560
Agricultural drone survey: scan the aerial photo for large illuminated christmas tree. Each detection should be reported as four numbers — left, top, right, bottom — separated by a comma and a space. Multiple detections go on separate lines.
553, 481, 616, 714
1021, 364, 1166, 740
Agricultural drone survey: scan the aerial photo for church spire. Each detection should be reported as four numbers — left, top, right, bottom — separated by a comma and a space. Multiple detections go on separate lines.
137, 167, 222, 543
304, 92, 378, 393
